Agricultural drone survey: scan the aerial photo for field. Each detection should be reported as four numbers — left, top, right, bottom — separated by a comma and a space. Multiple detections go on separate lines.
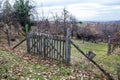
0, 36, 120, 80
71, 39, 120, 79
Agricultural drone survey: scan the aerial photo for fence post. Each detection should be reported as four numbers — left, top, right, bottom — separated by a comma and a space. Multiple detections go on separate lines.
26, 24, 30, 53
66, 28, 71, 65
107, 35, 111, 55
5, 24, 11, 47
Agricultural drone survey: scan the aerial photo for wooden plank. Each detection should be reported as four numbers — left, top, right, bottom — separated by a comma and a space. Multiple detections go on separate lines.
53, 35, 56, 60
33, 32, 35, 54
12, 38, 26, 50
31, 32, 33, 53
33, 32, 36, 54
46, 35, 49, 57
62, 38, 65, 62
7, 29, 11, 47
66, 28, 71, 65
59, 37, 62, 61
57, 36, 59, 60
41, 34, 43, 57
52, 36, 54, 61
48, 35, 52, 58
27, 33, 30, 53
5, 24, 11, 47
37, 32, 40, 56
107, 35, 111, 55
39, 34, 41, 56
26, 25, 30, 53
43, 36, 46, 58
36, 34, 39, 54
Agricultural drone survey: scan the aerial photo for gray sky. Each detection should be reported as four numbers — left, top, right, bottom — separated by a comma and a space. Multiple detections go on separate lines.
32, 0, 120, 21
8, 0, 120, 21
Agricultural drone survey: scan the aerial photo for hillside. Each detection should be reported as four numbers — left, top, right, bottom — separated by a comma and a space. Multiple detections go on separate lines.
0, 49, 101, 80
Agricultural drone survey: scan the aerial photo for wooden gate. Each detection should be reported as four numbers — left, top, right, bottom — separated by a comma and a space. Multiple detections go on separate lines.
26, 29, 71, 65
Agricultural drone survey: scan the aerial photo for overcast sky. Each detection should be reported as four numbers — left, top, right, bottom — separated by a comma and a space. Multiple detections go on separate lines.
32, 0, 120, 21
7, 0, 119, 21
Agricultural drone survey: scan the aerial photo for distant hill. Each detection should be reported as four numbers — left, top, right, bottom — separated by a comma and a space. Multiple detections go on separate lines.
82, 20, 120, 24
107, 20, 120, 24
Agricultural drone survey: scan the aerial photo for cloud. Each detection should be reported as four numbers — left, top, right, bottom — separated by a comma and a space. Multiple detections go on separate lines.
100, 0, 120, 6
34, 0, 81, 7
33, 0, 120, 21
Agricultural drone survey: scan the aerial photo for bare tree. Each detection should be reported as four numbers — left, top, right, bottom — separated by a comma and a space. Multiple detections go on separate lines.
0, 0, 3, 9
2, 0, 12, 24
62, 8, 69, 36
69, 14, 78, 37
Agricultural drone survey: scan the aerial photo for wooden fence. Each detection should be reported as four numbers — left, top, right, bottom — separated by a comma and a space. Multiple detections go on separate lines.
26, 28, 71, 65
25, 26, 114, 79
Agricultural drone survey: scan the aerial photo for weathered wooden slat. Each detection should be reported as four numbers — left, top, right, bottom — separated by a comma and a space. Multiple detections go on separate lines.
57, 36, 59, 60
43, 36, 46, 58
36, 34, 38, 54
41, 35, 43, 57
52, 36, 54, 61
31, 32, 33, 53
27, 33, 30, 53
33, 32, 35, 54
53, 35, 56, 60
59, 37, 62, 61
38, 33, 41, 56
46, 35, 49, 57
66, 28, 71, 65
35, 33, 37, 53
62, 38, 65, 62
12, 38, 26, 50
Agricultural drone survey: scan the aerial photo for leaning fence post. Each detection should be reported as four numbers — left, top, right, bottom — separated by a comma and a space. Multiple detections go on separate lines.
66, 28, 71, 65
26, 24, 30, 53
107, 35, 111, 55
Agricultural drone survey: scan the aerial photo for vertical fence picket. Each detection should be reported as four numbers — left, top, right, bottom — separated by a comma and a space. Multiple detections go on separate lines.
46, 35, 49, 58
62, 37, 65, 62
39, 33, 41, 56
33, 32, 35, 53
43, 36, 45, 58
59, 37, 62, 62
31, 31, 33, 53
53, 35, 55, 60
38, 33, 40, 56
36, 33, 38, 54
64, 41, 66, 62
57, 36, 59, 60
52, 35, 54, 61
27, 33, 30, 53
34, 32, 36, 54
41, 35, 44, 57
